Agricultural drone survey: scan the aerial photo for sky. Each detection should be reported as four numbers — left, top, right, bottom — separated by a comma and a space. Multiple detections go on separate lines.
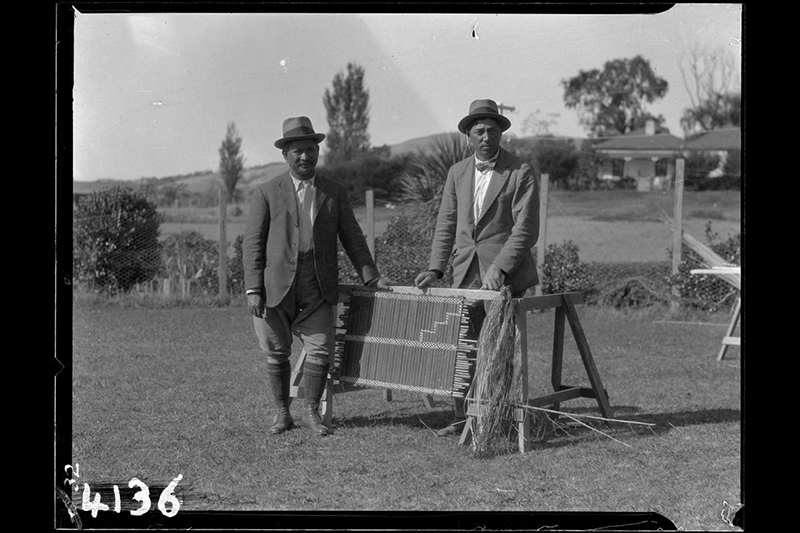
69, 4, 742, 182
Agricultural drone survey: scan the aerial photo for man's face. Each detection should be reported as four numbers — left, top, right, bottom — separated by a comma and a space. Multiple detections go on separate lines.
467, 118, 502, 161
282, 139, 319, 179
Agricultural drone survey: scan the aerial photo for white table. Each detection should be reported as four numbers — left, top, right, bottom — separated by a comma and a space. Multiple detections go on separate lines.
690, 266, 741, 360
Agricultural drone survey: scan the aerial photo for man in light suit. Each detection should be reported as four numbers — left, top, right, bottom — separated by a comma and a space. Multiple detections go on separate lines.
415, 99, 540, 436
244, 116, 391, 437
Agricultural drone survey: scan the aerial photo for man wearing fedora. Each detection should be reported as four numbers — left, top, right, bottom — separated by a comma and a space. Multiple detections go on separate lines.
415, 99, 540, 437
243, 116, 392, 437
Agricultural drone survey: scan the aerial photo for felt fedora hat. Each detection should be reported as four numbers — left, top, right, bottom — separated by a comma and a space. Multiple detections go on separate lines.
274, 116, 326, 149
457, 99, 511, 134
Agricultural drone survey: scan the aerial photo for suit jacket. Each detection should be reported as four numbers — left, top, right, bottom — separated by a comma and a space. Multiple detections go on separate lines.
428, 147, 540, 294
243, 171, 380, 308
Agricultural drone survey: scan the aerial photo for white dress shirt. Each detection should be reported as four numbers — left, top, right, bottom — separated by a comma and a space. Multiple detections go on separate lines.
292, 175, 316, 252
473, 151, 499, 220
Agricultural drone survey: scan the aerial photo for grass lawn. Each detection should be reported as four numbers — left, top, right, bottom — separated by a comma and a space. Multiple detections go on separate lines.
68, 301, 742, 531
158, 190, 741, 264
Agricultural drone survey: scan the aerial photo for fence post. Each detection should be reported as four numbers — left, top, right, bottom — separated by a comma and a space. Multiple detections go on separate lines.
219, 187, 228, 301
536, 173, 549, 296
365, 189, 375, 256
670, 158, 685, 314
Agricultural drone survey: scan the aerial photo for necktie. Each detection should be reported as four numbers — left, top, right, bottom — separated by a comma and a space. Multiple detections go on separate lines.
476, 160, 496, 173
297, 180, 313, 252
474, 161, 494, 220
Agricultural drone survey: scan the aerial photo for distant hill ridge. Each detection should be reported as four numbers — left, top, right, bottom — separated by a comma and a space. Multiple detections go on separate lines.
72, 133, 582, 195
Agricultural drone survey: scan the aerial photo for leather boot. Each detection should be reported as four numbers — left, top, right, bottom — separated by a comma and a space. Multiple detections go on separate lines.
270, 406, 294, 435
297, 363, 331, 436
266, 362, 294, 435
297, 402, 331, 436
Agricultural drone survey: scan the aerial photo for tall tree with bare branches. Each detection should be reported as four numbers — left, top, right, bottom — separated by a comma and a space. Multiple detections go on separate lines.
678, 43, 741, 134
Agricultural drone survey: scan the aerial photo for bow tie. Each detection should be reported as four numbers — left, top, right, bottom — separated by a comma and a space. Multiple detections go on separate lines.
476, 160, 496, 172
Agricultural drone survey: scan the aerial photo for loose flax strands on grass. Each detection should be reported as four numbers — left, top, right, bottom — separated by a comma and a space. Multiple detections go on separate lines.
469, 289, 657, 457
471, 287, 529, 458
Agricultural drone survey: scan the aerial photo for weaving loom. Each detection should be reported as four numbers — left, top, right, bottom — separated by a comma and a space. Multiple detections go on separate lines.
291, 287, 614, 453
332, 288, 477, 398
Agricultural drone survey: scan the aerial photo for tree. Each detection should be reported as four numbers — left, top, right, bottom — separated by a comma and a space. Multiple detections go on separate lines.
218, 122, 245, 203
679, 44, 742, 136
678, 43, 740, 134
562, 55, 669, 137
681, 92, 740, 134
520, 109, 560, 137
323, 63, 370, 164
678, 42, 740, 132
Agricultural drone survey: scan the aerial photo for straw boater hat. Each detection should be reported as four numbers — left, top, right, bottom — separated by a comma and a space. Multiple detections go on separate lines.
457, 99, 512, 134
274, 116, 326, 149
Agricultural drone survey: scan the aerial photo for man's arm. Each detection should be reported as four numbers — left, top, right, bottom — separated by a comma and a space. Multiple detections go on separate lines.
242, 186, 270, 299
428, 166, 459, 273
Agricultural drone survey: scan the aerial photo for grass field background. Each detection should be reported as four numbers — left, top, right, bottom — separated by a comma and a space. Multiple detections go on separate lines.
70, 304, 741, 531
158, 189, 741, 264
67, 189, 743, 530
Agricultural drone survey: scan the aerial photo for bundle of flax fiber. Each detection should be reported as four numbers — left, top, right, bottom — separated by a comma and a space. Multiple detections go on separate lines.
471, 286, 524, 457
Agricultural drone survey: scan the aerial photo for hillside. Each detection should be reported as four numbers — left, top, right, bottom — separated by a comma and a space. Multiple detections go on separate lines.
72, 161, 290, 198
71, 133, 585, 197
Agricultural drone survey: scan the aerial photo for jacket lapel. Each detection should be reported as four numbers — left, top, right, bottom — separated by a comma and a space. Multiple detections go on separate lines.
461, 158, 477, 226
312, 174, 330, 224
476, 148, 511, 224
278, 172, 299, 223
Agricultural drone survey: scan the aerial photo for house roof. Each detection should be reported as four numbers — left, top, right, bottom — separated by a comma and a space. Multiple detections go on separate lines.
593, 129, 684, 152
592, 126, 740, 158
682, 127, 741, 151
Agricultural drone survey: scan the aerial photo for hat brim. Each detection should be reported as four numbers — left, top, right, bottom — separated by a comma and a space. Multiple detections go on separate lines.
274, 133, 326, 149
458, 113, 511, 134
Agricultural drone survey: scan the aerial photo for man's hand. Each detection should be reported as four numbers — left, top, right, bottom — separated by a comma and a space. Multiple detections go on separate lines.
248, 292, 265, 318
414, 270, 438, 289
480, 264, 506, 291
375, 277, 394, 291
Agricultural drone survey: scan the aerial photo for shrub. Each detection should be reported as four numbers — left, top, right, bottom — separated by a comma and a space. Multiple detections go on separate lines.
336, 215, 434, 287
668, 222, 741, 311
160, 231, 221, 296
587, 262, 672, 308
337, 202, 448, 287
395, 133, 471, 205
375, 213, 438, 286
321, 146, 411, 202
73, 185, 162, 293
540, 241, 597, 297
228, 234, 245, 296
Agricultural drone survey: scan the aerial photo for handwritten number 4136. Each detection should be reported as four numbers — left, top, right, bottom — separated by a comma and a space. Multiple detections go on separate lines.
66, 465, 183, 518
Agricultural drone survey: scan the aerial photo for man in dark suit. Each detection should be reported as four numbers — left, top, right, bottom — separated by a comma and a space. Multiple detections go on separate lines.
415, 99, 540, 436
244, 116, 391, 437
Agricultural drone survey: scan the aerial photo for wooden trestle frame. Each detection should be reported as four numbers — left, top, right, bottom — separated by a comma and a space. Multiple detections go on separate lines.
290, 286, 613, 453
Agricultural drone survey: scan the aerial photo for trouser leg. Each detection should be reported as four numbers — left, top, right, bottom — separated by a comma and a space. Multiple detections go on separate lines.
291, 253, 333, 436
454, 300, 487, 418
447, 259, 487, 425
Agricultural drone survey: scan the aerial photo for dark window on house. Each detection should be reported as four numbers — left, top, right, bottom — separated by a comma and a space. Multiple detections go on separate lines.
612, 159, 624, 176
655, 159, 668, 176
